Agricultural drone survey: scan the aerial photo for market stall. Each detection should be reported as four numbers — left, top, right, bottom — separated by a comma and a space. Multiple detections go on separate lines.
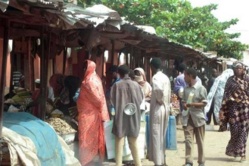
0, 1, 211, 165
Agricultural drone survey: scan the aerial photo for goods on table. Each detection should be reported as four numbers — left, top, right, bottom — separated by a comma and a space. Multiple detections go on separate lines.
50, 109, 64, 118
46, 117, 76, 135
10, 89, 32, 106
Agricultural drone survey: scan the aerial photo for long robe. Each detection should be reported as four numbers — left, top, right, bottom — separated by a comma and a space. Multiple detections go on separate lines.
148, 71, 171, 165
77, 60, 109, 165
204, 69, 234, 123
220, 74, 249, 157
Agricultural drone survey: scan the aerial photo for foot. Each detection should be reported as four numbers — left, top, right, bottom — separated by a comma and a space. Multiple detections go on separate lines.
185, 163, 193, 166
124, 162, 134, 166
199, 163, 205, 166
241, 156, 246, 162
233, 157, 239, 161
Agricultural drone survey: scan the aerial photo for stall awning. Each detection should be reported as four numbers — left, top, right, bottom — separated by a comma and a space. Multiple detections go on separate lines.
1, 1, 205, 60
1, 1, 122, 30
98, 23, 206, 60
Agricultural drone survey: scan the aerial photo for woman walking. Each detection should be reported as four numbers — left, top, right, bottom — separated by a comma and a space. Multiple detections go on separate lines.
219, 61, 249, 162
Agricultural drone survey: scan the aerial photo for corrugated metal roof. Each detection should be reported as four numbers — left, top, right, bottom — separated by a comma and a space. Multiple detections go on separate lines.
61, 3, 122, 29
0, 0, 63, 12
18, 0, 63, 9
115, 23, 206, 59
1, 1, 123, 30
1, 1, 206, 60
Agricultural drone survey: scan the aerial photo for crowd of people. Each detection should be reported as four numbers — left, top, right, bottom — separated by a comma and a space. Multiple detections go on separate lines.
73, 58, 171, 166
72, 59, 249, 166
7, 59, 249, 166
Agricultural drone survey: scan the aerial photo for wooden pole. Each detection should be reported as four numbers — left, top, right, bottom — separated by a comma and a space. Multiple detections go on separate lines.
111, 40, 115, 64
9, 51, 14, 92
0, 19, 9, 137
141, 50, 146, 67
53, 56, 56, 74
130, 46, 133, 68
39, 26, 48, 120
63, 48, 66, 75
125, 52, 128, 66
29, 38, 35, 91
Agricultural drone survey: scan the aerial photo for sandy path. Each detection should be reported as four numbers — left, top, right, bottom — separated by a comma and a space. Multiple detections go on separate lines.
103, 125, 249, 166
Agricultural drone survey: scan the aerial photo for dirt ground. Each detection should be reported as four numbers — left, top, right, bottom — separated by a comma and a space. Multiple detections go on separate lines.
102, 124, 249, 166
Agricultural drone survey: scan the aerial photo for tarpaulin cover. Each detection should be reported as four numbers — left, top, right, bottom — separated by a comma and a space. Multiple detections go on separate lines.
3, 112, 66, 166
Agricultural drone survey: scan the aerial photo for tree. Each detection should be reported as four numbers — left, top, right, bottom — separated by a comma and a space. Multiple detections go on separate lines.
77, 0, 248, 59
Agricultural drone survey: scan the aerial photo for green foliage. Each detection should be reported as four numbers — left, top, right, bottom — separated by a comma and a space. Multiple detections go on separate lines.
77, 0, 248, 59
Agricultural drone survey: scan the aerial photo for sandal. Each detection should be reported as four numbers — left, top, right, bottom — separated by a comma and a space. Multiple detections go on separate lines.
123, 161, 134, 166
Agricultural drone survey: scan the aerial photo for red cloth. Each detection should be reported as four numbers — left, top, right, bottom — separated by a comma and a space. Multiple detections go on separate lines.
49, 74, 64, 97
31, 89, 40, 117
77, 60, 109, 165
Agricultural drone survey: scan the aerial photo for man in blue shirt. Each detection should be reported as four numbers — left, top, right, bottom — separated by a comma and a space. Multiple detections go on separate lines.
174, 63, 187, 113
106, 65, 120, 117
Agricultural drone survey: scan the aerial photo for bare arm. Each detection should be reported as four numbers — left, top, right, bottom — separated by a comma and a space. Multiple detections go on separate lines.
186, 102, 207, 108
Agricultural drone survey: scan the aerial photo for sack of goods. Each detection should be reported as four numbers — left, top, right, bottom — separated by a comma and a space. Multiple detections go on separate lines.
46, 117, 76, 144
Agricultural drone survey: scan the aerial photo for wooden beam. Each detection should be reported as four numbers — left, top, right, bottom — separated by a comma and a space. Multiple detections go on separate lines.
9, 28, 40, 38
100, 31, 128, 39
0, 19, 9, 137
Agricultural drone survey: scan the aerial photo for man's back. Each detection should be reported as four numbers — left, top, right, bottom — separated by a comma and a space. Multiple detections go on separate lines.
148, 70, 171, 166
111, 76, 143, 137
174, 73, 186, 94
112, 78, 142, 107
151, 71, 171, 104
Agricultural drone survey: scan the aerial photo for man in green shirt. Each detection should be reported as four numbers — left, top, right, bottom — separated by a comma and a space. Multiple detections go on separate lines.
182, 68, 207, 166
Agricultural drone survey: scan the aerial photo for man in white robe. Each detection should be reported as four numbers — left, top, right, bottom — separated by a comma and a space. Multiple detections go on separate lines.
148, 58, 171, 166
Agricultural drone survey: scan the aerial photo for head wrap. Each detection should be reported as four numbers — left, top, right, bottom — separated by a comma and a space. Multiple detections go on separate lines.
150, 58, 162, 69
134, 67, 146, 86
233, 61, 243, 68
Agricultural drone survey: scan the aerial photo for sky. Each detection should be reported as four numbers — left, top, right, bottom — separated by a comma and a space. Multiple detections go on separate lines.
188, 0, 249, 44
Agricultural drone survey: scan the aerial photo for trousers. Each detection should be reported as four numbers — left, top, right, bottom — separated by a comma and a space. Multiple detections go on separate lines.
115, 136, 141, 166
183, 117, 205, 165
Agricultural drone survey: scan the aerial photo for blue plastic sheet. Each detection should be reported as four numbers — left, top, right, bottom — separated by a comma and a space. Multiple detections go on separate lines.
3, 112, 66, 166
